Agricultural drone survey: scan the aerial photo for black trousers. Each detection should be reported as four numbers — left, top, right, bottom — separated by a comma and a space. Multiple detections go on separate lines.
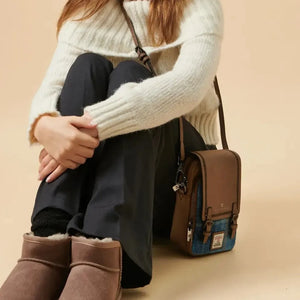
30, 53, 217, 288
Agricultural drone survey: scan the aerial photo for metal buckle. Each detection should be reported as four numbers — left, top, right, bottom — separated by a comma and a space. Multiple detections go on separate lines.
172, 158, 188, 194
135, 46, 150, 63
135, 45, 144, 55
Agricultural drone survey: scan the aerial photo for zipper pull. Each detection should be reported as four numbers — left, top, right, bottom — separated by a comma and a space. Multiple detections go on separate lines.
187, 220, 193, 242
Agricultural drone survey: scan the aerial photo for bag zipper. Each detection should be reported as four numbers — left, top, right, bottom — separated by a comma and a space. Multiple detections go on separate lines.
187, 219, 193, 242
186, 160, 201, 252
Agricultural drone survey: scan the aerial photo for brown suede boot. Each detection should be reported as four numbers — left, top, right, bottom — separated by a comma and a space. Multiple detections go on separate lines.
0, 231, 71, 300
59, 235, 122, 300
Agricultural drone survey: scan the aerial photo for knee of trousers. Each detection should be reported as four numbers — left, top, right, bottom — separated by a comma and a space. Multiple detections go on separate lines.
113, 60, 153, 80
71, 52, 113, 76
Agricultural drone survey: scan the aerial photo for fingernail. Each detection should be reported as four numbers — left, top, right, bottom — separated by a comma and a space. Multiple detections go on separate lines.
90, 120, 97, 125
46, 176, 50, 182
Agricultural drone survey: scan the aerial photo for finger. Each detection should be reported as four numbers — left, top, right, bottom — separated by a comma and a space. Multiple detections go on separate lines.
39, 148, 48, 163
60, 159, 81, 170
78, 127, 98, 138
39, 154, 53, 173
83, 111, 93, 121
46, 165, 68, 183
75, 144, 95, 159
68, 115, 97, 129
68, 154, 87, 165
39, 159, 59, 181
76, 131, 100, 148
39, 159, 59, 180
39, 148, 46, 163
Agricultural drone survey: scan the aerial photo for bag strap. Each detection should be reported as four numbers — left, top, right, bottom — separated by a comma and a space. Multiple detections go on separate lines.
120, 3, 229, 160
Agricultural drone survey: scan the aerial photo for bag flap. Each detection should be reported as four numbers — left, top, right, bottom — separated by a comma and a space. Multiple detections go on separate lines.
189, 149, 241, 221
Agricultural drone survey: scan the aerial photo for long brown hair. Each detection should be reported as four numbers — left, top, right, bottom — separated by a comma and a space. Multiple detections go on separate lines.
56, 0, 188, 46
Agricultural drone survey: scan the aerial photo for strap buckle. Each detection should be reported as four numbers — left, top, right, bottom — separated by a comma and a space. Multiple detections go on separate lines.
230, 203, 239, 239
135, 46, 150, 64
203, 207, 213, 243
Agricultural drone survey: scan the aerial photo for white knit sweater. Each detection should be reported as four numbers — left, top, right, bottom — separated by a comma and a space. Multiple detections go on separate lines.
27, 0, 224, 146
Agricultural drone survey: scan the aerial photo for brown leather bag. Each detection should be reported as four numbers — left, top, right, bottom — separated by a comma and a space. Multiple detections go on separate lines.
120, 4, 242, 255
170, 112, 242, 255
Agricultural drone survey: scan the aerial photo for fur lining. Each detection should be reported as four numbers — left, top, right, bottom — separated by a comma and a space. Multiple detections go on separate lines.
28, 231, 70, 240
28, 231, 113, 242
74, 234, 113, 243
85, 237, 113, 243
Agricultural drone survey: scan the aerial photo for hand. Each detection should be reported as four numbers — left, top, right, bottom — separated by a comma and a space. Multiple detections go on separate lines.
38, 148, 68, 182
77, 112, 99, 138
34, 114, 100, 169
38, 119, 98, 182
36, 112, 99, 181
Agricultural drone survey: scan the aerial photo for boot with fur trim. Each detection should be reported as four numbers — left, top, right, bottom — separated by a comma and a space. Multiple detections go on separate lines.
59, 235, 122, 300
0, 231, 71, 300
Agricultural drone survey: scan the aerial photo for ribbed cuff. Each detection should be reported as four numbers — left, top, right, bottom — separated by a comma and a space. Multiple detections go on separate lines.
83, 82, 140, 141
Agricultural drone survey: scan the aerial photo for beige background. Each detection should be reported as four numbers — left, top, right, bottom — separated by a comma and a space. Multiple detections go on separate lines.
0, 0, 299, 299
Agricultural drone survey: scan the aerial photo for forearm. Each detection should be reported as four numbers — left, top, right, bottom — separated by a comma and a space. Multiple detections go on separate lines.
84, 33, 223, 141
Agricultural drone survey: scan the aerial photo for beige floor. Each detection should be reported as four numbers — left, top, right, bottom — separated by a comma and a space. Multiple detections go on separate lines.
1, 0, 300, 299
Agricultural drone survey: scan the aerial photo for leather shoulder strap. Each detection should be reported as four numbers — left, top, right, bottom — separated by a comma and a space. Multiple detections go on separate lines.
120, 3, 229, 156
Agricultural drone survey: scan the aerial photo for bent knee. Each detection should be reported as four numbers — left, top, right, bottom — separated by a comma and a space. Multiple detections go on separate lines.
115, 60, 145, 72
113, 60, 153, 80
73, 52, 113, 70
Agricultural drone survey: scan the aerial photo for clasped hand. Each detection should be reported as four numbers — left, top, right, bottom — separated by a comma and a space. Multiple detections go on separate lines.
36, 112, 100, 183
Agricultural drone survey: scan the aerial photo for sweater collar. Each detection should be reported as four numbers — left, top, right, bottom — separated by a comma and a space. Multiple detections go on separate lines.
58, 0, 223, 58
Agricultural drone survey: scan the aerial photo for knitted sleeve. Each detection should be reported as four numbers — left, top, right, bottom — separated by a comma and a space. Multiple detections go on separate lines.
27, 41, 85, 146
83, 32, 223, 141
27, 0, 223, 145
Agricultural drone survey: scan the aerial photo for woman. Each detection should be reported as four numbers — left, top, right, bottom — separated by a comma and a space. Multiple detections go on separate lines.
0, 0, 223, 299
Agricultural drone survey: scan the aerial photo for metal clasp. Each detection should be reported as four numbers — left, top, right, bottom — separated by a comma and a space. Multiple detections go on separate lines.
172, 157, 188, 193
